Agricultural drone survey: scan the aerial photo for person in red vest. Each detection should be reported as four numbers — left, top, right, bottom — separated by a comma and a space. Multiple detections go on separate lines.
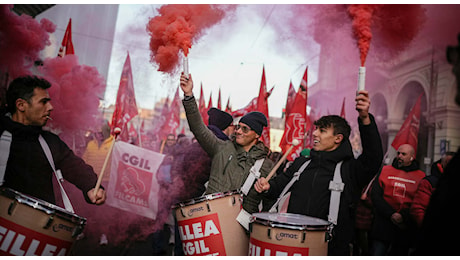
410, 151, 455, 227
370, 144, 425, 255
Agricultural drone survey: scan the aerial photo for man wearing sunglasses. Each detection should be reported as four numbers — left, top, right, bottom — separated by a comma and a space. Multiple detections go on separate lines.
254, 89, 383, 255
179, 73, 274, 216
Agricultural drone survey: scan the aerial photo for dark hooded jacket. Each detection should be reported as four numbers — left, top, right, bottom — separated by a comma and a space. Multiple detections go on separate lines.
265, 114, 383, 255
1, 115, 99, 205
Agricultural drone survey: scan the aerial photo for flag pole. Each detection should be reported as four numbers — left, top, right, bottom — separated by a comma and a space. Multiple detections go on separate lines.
265, 139, 301, 182
93, 127, 121, 196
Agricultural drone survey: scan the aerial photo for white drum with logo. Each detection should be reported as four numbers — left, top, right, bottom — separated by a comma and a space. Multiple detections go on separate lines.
0, 187, 86, 256
249, 212, 331, 256
172, 190, 248, 256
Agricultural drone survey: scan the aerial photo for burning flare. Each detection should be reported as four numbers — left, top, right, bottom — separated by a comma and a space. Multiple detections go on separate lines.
146, 4, 226, 74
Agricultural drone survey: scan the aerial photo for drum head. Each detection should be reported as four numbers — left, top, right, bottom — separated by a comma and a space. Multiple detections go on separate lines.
0, 187, 86, 225
172, 189, 241, 209
251, 212, 330, 231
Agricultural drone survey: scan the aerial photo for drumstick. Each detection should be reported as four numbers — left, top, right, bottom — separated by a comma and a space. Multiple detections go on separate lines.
93, 127, 120, 196
265, 139, 301, 182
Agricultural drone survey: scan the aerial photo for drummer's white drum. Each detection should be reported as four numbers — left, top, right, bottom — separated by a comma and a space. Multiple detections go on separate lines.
249, 212, 331, 256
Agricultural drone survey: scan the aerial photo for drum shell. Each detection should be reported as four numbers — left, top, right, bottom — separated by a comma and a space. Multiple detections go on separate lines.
173, 190, 248, 256
0, 188, 86, 256
249, 213, 329, 256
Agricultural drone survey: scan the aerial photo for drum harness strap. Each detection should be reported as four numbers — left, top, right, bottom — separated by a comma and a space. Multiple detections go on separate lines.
236, 158, 264, 231
0, 130, 12, 186
268, 159, 344, 239
240, 158, 264, 196
38, 135, 75, 213
0, 131, 74, 213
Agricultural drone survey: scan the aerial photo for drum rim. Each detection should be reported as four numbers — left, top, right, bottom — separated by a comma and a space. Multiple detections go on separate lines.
172, 189, 241, 209
250, 212, 330, 231
1, 187, 86, 225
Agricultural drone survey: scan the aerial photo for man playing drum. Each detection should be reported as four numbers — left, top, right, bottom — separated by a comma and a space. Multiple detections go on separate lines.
0, 75, 106, 206
254, 90, 383, 255
179, 73, 274, 216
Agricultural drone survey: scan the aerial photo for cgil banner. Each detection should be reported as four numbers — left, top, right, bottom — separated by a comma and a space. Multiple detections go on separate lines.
106, 141, 164, 219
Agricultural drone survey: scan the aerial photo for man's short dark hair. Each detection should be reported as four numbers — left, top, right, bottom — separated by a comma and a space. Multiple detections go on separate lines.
6, 75, 51, 114
314, 115, 351, 140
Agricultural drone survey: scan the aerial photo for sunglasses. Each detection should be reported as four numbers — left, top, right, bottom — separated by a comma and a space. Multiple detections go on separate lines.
235, 124, 252, 133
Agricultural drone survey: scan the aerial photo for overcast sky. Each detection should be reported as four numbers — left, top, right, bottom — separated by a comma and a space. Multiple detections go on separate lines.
104, 4, 321, 118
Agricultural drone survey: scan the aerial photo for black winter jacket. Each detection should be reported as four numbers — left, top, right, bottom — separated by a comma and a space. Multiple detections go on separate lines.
1, 115, 99, 205
265, 114, 383, 255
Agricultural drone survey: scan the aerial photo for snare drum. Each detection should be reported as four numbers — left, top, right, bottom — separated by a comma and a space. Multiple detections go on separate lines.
249, 212, 331, 256
0, 187, 86, 256
173, 190, 248, 256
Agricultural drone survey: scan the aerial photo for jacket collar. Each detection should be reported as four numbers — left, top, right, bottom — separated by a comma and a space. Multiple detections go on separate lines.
2, 114, 43, 137
310, 138, 354, 163
391, 157, 420, 172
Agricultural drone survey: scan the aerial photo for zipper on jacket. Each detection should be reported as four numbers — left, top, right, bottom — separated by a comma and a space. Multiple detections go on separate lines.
222, 154, 233, 175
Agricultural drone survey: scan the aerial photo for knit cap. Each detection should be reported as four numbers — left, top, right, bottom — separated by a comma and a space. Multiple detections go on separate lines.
239, 111, 267, 135
208, 108, 233, 130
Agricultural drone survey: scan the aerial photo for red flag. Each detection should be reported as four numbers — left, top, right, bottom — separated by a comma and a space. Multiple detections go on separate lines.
58, 18, 75, 57
152, 96, 169, 140
279, 66, 309, 161
140, 119, 145, 135
256, 66, 271, 148
111, 52, 138, 136
304, 110, 316, 149
340, 97, 346, 118
391, 93, 423, 154
284, 80, 296, 118
129, 122, 138, 143
231, 97, 257, 118
159, 87, 181, 140
207, 91, 213, 110
199, 83, 208, 126
118, 121, 138, 144
217, 88, 222, 110
225, 97, 232, 114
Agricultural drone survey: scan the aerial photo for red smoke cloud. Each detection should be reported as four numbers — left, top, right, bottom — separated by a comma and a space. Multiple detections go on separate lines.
0, 4, 55, 78
146, 4, 225, 73
347, 4, 427, 67
39, 55, 106, 145
347, 4, 381, 67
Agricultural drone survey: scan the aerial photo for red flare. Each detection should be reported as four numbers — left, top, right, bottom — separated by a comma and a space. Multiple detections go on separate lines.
146, 4, 225, 73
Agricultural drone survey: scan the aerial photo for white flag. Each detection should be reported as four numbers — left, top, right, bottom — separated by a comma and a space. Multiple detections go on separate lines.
106, 141, 164, 219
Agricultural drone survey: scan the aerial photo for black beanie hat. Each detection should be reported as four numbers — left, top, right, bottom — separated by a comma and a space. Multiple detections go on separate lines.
239, 111, 267, 135
208, 108, 233, 130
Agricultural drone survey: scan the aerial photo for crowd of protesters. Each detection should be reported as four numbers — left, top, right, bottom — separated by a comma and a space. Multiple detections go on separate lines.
2, 32, 460, 256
